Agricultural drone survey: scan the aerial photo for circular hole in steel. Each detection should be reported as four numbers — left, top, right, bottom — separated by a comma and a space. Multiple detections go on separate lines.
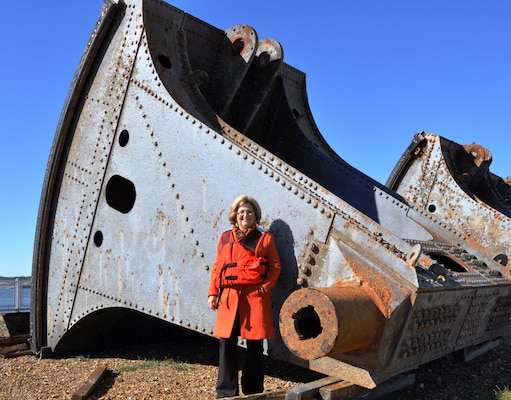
427, 204, 436, 213
494, 253, 508, 266
292, 305, 322, 340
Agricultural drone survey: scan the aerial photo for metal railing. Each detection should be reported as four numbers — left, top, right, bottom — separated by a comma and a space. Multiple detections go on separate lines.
0, 278, 31, 314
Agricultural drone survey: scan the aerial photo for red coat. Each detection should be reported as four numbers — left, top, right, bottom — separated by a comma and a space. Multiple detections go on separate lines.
208, 226, 281, 339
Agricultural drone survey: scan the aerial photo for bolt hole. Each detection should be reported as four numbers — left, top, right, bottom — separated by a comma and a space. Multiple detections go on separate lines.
428, 204, 436, 213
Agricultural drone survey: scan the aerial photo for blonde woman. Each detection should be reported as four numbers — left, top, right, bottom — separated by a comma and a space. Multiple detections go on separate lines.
207, 195, 281, 398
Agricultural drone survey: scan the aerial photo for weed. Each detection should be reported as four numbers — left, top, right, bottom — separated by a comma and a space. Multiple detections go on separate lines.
114, 358, 192, 373
495, 386, 511, 400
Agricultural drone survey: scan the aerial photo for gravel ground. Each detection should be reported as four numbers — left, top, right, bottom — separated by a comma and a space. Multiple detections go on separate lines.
1, 316, 510, 399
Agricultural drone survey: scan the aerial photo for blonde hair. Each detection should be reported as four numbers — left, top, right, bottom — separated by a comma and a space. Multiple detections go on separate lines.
228, 195, 262, 226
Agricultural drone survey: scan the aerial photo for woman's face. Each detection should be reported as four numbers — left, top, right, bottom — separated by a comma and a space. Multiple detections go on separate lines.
236, 202, 256, 232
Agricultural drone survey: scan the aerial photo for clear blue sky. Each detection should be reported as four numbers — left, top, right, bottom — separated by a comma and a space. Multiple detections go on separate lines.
1, 1, 510, 277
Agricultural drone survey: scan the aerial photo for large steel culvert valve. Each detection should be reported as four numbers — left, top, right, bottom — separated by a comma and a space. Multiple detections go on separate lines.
279, 286, 385, 360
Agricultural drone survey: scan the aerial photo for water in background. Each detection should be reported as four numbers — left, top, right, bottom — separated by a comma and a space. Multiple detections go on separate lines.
0, 279, 31, 314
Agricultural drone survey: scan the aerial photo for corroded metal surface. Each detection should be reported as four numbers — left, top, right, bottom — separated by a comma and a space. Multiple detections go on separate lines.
31, 0, 511, 394
279, 286, 385, 359
387, 132, 511, 268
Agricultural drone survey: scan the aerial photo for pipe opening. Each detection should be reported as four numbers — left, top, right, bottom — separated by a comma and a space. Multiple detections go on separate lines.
292, 305, 322, 340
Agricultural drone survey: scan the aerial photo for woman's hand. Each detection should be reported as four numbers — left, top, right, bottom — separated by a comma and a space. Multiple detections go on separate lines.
208, 295, 218, 310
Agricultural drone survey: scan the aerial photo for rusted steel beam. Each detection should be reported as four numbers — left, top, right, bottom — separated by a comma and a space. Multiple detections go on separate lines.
279, 287, 385, 360
387, 132, 511, 277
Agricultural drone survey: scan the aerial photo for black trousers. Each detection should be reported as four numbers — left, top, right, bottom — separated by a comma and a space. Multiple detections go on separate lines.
216, 319, 264, 398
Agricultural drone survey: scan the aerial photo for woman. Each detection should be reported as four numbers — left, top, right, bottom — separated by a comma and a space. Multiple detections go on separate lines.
207, 195, 281, 398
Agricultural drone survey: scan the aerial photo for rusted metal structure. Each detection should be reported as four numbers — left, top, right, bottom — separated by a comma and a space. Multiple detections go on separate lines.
387, 132, 511, 267
31, 0, 511, 396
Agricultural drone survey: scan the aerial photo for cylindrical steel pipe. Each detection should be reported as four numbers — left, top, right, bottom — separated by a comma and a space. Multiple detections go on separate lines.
279, 286, 384, 360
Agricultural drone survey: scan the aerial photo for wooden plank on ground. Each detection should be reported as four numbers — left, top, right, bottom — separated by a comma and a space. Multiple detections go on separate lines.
285, 376, 344, 400
72, 364, 108, 400
3, 349, 33, 358
0, 334, 30, 347
318, 380, 365, 400
224, 390, 287, 399
0, 342, 29, 356
319, 373, 415, 400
